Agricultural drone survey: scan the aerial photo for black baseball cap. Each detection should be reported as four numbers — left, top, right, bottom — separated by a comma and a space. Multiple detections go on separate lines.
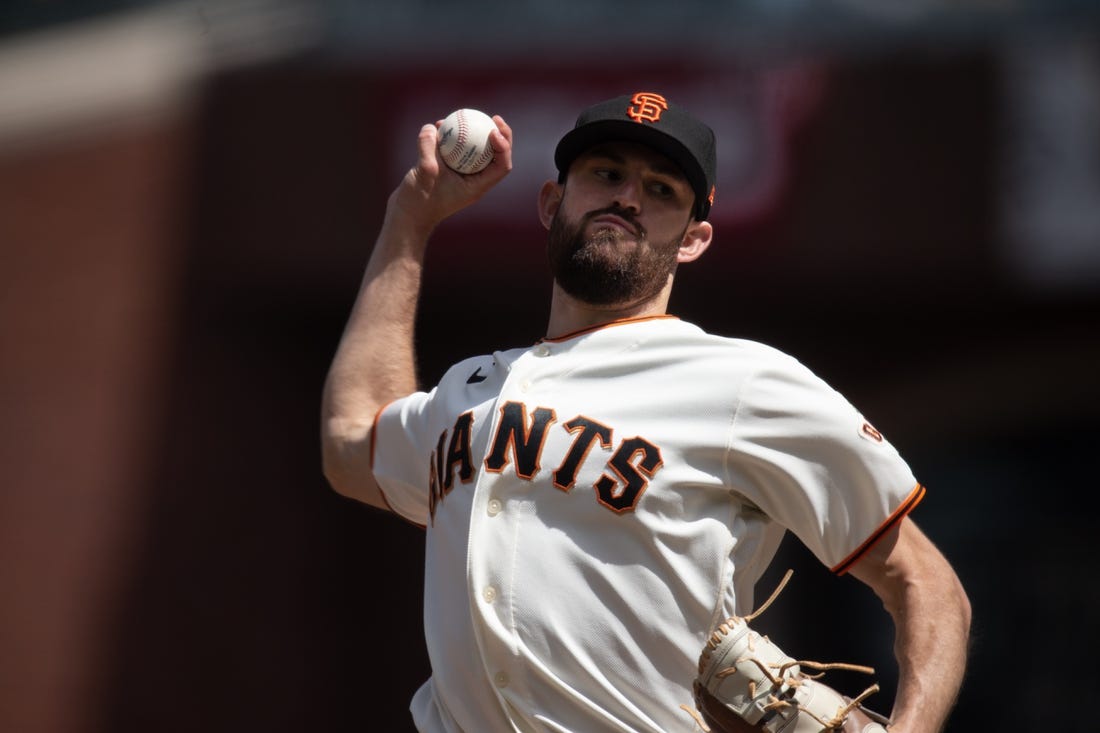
554, 92, 717, 220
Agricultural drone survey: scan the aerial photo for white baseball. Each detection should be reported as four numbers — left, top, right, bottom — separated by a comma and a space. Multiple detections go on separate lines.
438, 108, 496, 174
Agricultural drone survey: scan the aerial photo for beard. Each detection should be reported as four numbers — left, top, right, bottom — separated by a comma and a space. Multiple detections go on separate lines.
546, 206, 683, 306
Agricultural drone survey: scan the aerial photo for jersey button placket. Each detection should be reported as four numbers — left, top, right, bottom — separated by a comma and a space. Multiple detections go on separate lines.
465, 466, 518, 709
475, 349, 548, 712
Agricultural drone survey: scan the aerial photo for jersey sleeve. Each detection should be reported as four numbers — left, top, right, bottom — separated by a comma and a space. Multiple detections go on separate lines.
724, 354, 923, 573
371, 388, 436, 526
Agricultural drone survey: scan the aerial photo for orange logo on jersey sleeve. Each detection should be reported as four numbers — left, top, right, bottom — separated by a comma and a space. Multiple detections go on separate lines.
860, 422, 884, 443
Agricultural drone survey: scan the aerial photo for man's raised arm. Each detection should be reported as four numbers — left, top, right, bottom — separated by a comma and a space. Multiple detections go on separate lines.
321, 116, 512, 509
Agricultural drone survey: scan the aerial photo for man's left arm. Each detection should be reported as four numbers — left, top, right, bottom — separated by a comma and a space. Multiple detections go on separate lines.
847, 516, 972, 733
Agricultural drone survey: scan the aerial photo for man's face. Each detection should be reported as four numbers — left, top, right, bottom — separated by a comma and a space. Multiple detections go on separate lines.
547, 142, 698, 307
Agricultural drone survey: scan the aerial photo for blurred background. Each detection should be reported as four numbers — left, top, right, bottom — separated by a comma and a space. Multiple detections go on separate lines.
2, 1, 1098, 731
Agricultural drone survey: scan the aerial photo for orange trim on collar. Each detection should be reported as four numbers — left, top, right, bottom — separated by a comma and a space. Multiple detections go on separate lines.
540, 314, 679, 343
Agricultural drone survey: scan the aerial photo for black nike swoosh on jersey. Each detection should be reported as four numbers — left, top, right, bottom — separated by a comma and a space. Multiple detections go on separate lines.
466, 367, 487, 384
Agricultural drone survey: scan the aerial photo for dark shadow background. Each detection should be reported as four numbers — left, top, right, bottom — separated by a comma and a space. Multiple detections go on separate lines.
2, 6, 1099, 732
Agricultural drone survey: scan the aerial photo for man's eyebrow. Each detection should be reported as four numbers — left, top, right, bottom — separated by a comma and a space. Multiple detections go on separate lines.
582, 145, 626, 164
649, 160, 688, 180
582, 145, 687, 181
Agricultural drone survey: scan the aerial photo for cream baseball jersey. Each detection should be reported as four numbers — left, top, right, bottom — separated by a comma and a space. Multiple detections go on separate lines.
371, 316, 924, 733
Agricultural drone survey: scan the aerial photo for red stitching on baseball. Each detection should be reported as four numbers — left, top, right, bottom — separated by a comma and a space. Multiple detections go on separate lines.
443, 111, 471, 166
473, 145, 493, 169
456, 110, 469, 147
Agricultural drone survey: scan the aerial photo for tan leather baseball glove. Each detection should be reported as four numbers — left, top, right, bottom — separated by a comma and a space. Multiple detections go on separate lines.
682, 571, 892, 733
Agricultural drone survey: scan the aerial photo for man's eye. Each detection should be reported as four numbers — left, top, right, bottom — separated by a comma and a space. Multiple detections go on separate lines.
595, 168, 621, 182
649, 182, 675, 198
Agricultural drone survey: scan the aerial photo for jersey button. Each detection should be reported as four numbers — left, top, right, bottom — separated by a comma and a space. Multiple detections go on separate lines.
494, 671, 509, 688
482, 586, 498, 603
533, 344, 550, 357
487, 499, 503, 516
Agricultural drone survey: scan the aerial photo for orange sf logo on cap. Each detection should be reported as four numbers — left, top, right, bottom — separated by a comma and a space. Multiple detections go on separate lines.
627, 92, 669, 123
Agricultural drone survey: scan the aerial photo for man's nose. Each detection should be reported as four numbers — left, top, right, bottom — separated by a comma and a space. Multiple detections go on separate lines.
611, 176, 643, 213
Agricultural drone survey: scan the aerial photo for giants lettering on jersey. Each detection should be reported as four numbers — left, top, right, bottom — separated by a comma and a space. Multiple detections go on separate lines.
427, 401, 663, 521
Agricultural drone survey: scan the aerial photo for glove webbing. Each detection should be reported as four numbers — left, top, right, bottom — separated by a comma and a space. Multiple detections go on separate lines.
681, 570, 885, 732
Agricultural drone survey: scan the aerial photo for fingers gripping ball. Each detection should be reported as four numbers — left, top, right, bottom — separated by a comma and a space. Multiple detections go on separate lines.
683, 571, 891, 733
438, 108, 496, 174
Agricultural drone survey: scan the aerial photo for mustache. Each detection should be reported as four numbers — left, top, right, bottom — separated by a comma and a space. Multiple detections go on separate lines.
583, 206, 645, 238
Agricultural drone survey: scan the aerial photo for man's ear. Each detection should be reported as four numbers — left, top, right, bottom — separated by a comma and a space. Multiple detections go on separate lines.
538, 180, 563, 230
677, 220, 714, 263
